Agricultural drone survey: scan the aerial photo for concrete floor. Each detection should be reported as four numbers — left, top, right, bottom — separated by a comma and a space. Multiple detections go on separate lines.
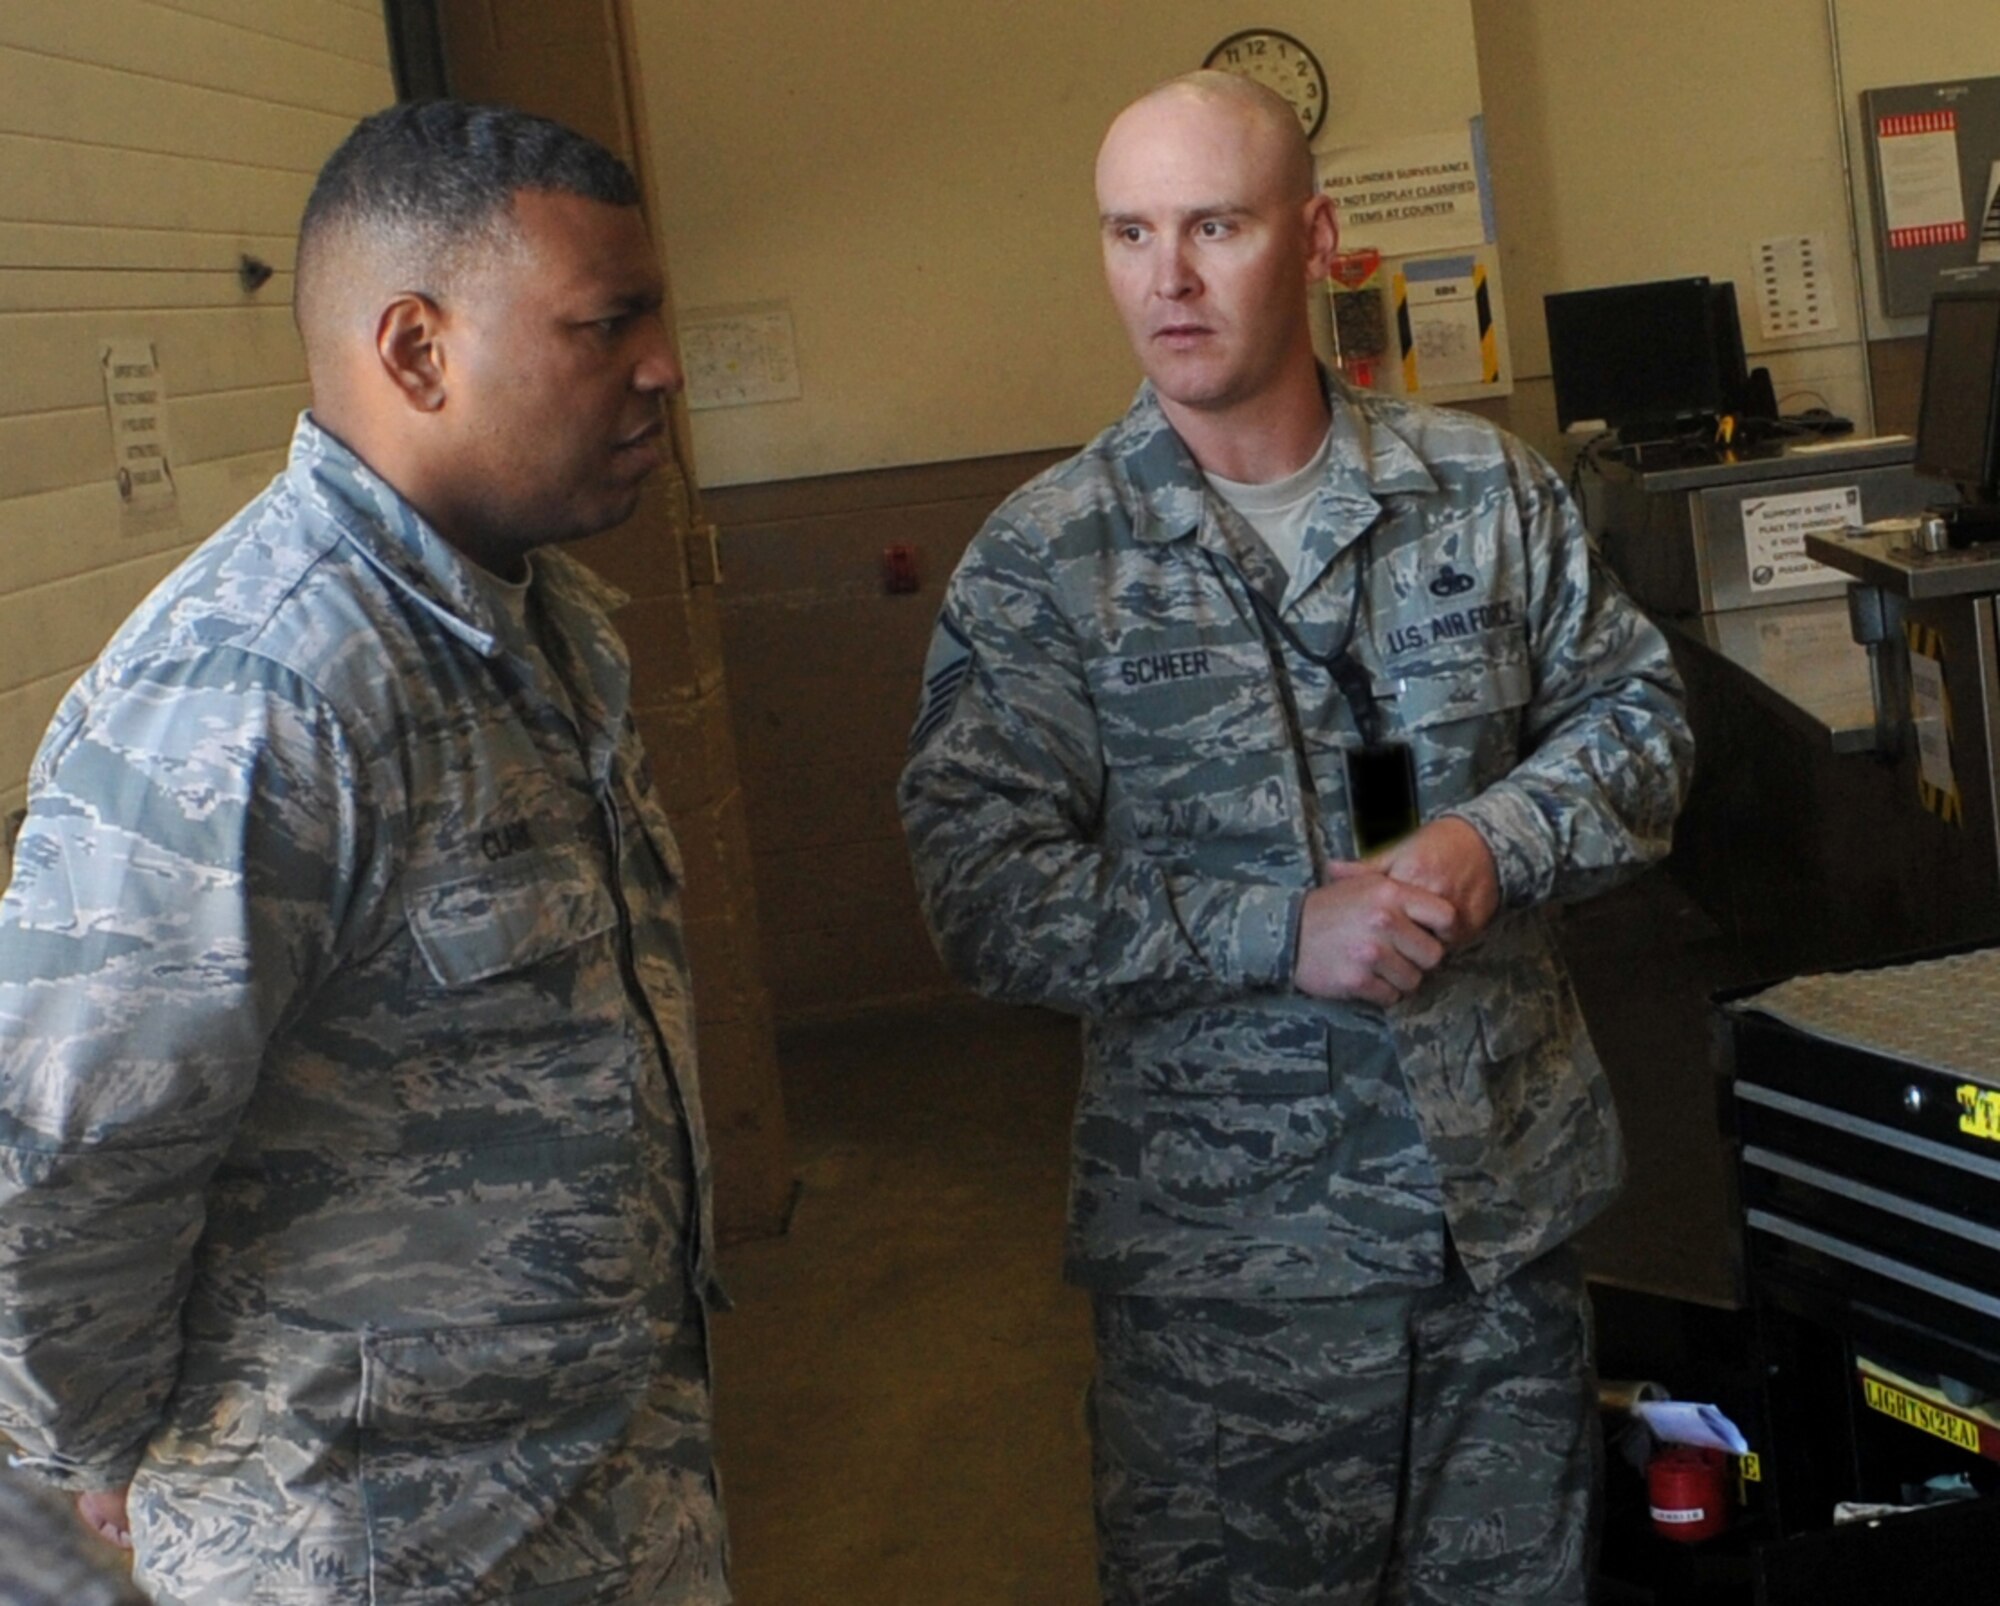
711, 1000, 1098, 1605
710, 869, 1750, 1604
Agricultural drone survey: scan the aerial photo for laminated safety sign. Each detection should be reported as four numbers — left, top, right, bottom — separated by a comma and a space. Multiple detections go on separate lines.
1907, 621, 1961, 825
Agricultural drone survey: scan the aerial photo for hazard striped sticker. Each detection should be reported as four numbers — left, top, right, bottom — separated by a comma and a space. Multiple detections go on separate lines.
1393, 261, 1498, 394
1907, 620, 1962, 825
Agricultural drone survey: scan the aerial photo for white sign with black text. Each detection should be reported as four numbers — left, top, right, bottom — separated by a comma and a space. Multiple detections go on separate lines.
1739, 485, 1861, 594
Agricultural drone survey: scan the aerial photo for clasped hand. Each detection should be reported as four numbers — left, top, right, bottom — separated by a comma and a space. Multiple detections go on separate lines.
1291, 817, 1500, 1007
76, 1486, 131, 1550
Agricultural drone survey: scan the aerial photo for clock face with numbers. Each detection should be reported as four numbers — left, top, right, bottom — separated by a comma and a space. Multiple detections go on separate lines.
1204, 28, 1328, 140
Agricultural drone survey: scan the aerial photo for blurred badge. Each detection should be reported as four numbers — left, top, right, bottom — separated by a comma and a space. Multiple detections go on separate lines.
1345, 740, 1419, 854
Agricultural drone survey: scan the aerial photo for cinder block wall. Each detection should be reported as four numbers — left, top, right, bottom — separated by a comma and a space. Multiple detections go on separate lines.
0, 4, 394, 822
709, 449, 1068, 1024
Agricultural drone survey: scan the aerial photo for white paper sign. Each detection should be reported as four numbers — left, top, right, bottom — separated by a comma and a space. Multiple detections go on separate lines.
679, 302, 803, 411
100, 338, 178, 523
1910, 647, 1955, 794
1738, 485, 1860, 593
1878, 111, 1966, 249
1401, 266, 1484, 389
1317, 127, 1488, 258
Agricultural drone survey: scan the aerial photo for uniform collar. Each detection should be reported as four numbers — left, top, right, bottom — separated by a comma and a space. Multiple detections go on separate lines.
287, 411, 632, 663
1115, 372, 1440, 550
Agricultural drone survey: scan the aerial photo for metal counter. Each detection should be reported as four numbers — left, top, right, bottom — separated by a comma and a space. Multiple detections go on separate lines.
1807, 523, 2000, 600
1594, 436, 1935, 617
1666, 597, 1877, 753
1593, 440, 2000, 972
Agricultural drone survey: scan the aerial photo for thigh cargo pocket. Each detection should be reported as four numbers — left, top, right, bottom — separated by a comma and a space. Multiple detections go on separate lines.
357, 1305, 654, 1602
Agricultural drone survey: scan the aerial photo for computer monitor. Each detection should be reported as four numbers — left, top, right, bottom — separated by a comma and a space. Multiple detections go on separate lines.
1708, 283, 1754, 413
1914, 291, 2000, 525
1543, 277, 1724, 442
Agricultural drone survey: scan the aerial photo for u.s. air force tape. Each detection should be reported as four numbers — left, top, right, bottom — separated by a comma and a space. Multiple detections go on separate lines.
910, 610, 973, 751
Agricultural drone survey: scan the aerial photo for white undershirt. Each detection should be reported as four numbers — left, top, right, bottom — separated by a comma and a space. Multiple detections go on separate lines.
475, 555, 581, 735
1202, 426, 1335, 579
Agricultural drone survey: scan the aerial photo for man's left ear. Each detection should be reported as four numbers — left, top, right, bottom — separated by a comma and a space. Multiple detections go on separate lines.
376, 292, 450, 414
1303, 194, 1340, 282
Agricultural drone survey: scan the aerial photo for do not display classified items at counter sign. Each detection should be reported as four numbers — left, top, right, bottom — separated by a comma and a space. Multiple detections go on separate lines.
1316, 124, 1495, 260
1316, 125, 1511, 404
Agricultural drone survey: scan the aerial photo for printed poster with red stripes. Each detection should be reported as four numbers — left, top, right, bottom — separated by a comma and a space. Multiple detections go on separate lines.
1878, 108, 1968, 250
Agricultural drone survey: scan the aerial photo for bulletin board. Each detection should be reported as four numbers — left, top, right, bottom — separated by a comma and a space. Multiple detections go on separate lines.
1316, 118, 1513, 404
1861, 75, 2000, 317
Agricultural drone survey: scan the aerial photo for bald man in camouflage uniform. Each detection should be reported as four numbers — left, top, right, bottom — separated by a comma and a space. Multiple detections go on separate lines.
900, 74, 1691, 1604
0, 105, 727, 1603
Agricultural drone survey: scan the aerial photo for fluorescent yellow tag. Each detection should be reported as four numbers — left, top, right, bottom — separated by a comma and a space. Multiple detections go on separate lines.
1862, 1377, 1981, 1453
1958, 1085, 2000, 1144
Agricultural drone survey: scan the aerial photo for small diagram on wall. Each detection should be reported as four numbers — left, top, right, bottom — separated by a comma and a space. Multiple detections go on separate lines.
1315, 120, 1512, 401
678, 301, 804, 411
1753, 234, 1839, 340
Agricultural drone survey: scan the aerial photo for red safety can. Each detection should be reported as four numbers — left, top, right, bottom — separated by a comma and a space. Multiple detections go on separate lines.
1647, 1444, 1731, 1543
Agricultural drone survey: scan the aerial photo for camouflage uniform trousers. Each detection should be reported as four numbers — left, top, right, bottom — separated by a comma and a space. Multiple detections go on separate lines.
1088, 1247, 1596, 1605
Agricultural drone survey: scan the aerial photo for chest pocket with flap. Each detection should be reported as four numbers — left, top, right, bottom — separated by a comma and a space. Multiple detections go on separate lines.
407, 840, 618, 989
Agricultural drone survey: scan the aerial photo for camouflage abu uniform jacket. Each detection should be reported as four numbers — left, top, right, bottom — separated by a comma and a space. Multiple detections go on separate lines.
0, 417, 727, 1605
900, 379, 1692, 1301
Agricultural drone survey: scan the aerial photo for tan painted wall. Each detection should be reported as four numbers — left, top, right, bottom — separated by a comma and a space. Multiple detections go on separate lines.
0, 1, 393, 823
1830, 0, 2000, 339
631, 0, 1482, 487
1471, 0, 1872, 462
635, 2, 1486, 1019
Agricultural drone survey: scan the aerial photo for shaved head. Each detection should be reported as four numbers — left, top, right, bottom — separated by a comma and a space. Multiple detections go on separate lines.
1092, 69, 1337, 477
1106, 71, 1317, 206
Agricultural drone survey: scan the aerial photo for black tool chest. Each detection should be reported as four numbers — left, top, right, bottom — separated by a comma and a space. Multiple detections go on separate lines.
1722, 946, 2000, 1601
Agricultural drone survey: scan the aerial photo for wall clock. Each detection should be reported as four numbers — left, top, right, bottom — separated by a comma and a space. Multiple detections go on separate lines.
1203, 28, 1328, 140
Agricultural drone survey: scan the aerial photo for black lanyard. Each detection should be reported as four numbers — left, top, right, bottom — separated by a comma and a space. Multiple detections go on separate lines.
1201, 540, 1385, 742
1202, 538, 1391, 875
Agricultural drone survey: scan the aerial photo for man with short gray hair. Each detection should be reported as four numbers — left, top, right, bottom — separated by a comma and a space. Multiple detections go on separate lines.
901, 72, 1692, 1603
0, 101, 728, 1604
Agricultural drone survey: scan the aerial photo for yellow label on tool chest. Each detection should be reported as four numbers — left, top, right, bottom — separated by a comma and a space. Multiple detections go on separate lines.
1862, 1377, 1982, 1453
1958, 1084, 2000, 1144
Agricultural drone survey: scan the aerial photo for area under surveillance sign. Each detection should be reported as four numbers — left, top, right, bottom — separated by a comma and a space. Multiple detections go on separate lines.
1318, 126, 1490, 257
